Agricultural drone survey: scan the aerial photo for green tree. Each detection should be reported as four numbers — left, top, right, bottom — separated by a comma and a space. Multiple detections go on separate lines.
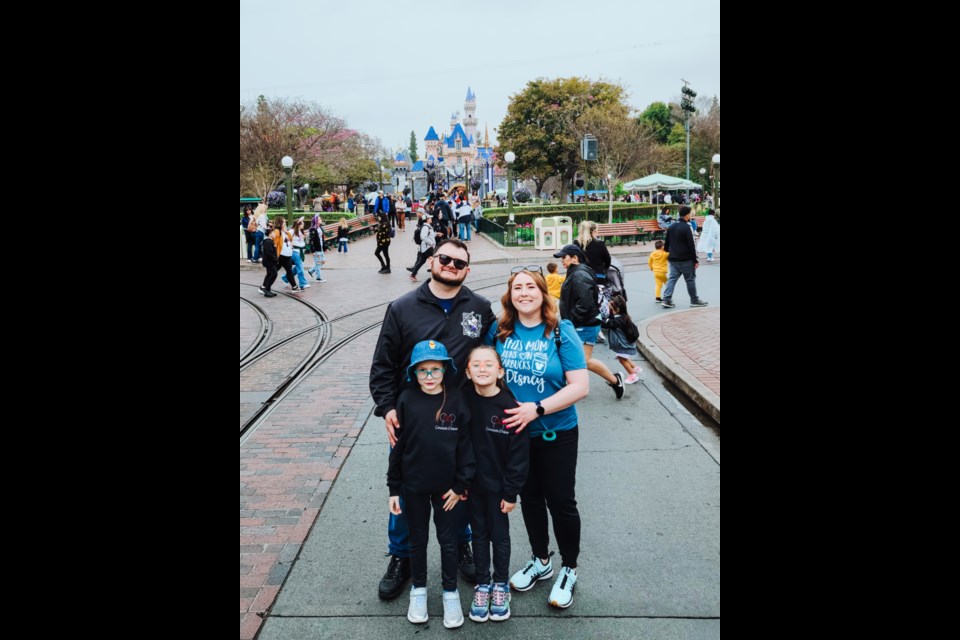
637, 102, 673, 145
497, 77, 629, 203
569, 109, 656, 220
409, 131, 418, 164
666, 122, 686, 146
689, 96, 720, 189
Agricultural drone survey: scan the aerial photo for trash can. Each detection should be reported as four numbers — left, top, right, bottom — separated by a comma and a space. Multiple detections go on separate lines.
555, 216, 574, 247
534, 217, 558, 250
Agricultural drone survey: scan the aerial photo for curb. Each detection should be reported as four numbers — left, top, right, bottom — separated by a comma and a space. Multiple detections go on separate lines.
636, 310, 720, 424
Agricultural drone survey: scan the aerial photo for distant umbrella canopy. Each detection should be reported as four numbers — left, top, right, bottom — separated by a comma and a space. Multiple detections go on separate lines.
622, 173, 702, 191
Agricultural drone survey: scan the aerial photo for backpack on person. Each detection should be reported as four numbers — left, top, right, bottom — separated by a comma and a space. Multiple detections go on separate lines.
624, 319, 640, 344
413, 224, 423, 245
309, 226, 324, 252
260, 233, 278, 264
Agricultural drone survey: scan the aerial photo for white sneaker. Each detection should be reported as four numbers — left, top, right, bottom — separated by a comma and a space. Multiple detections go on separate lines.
407, 587, 428, 624
548, 566, 577, 609
509, 554, 553, 591
442, 589, 464, 629
301, 283, 310, 289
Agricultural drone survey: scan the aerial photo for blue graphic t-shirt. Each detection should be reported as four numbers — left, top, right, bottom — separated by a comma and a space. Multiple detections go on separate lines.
490, 319, 586, 436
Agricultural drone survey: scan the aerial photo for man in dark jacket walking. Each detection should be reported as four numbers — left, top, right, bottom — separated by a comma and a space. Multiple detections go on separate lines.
661, 206, 708, 308
554, 244, 625, 399
369, 238, 497, 600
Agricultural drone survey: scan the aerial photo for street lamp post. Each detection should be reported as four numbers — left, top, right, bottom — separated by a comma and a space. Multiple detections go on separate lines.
281, 155, 294, 220
504, 151, 516, 245
607, 173, 614, 223
699, 167, 706, 209
711, 154, 720, 209
377, 159, 383, 191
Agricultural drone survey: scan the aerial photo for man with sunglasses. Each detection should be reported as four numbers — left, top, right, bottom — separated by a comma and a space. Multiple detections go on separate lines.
370, 238, 497, 601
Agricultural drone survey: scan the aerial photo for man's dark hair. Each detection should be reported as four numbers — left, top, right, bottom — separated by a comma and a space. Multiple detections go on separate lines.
435, 238, 470, 264
678, 205, 691, 218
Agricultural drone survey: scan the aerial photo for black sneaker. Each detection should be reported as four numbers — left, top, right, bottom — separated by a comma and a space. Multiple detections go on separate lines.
459, 543, 477, 584
406, 267, 415, 273
608, 372, 624, 400
661, 300, 675, 308
378, 554, 411, 601
263, 291, 277, 298
690, 299, 709, 307
655, 297, 662, 303
381, 268, 391, 274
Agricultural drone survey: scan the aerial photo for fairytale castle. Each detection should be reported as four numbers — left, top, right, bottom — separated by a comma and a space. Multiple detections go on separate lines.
392, 87, 497, 197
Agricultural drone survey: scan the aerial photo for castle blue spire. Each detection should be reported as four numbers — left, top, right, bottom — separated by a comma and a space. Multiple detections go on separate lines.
466, 87, 475, 101
424, 126, 439, 141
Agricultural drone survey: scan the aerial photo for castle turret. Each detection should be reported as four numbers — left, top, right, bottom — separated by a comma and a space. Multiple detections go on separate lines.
464, 87, 477, 144
424, 126, 440, 164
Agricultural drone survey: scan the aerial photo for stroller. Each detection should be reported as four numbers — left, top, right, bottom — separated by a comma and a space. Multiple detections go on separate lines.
597, 256, 627, 328
604, 256, 627, 302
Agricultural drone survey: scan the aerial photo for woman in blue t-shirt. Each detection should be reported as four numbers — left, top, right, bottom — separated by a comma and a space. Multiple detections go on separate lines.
486, 268, 589, 610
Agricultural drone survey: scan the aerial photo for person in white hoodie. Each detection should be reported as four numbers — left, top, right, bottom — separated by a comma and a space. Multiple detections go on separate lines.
696, 210, 720, 262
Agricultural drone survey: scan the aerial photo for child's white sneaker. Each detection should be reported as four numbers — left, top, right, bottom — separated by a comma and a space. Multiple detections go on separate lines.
442, 589, 464, 628
407, 586, 428, 624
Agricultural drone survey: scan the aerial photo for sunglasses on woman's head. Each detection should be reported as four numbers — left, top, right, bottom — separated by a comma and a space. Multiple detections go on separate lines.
436, 254, 469, 270
510, 265, 543, 275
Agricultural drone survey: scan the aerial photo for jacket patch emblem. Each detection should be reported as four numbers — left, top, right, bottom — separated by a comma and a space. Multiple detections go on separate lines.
461, 311, 482, 338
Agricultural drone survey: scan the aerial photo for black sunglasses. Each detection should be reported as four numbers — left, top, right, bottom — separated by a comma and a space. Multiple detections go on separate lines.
436, 254, 469, 270
510, 265, 544, 275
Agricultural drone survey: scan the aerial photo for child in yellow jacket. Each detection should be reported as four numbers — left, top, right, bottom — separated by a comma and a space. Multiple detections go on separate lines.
545, 262, 565, 302
647, 240, 669, 302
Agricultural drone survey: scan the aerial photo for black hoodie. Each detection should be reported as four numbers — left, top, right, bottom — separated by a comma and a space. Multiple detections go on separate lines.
464, 386, 529, 504
370, 282, 497, 418
388, 386, 475, 496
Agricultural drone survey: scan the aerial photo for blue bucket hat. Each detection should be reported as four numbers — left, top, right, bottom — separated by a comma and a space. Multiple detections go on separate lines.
406, 339, 457, 382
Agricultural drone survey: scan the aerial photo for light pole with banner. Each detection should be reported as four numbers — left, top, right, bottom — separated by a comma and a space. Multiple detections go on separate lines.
281, 155, 294, 220
699, 167, 706, 207
505, 151, 516, 244
711, 153, 720, 209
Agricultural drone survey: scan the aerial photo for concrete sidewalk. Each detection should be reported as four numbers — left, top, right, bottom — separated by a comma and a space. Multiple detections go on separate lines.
240, 232, 720, 639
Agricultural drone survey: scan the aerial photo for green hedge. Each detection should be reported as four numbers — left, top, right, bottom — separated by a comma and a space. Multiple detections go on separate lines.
483, 203, 674, 225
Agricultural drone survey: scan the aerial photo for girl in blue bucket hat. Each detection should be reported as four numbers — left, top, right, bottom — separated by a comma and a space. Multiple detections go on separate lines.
388, 339, 476, 629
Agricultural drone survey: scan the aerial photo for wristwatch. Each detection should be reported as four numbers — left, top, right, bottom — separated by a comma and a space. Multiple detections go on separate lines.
535, 401, 545, 416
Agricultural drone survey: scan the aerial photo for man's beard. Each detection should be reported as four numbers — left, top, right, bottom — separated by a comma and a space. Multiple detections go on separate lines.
431, 266, 466, 287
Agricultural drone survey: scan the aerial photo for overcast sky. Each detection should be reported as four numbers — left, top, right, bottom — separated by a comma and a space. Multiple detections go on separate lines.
240, 0, 720, 154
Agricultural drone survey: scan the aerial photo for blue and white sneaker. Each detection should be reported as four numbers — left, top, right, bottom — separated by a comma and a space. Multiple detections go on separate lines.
509, 553, 554, 592
489, 582, 510, 621
407, 586, 428, 624
548, 566, 577, 609
469, 584, 490, 622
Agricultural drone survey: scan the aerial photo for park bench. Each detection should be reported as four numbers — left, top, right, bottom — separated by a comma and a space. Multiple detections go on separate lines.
595, 222, 644, 246
321, 214, 378, 244
636, 219, 665, 244
636, 217, 708, 244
